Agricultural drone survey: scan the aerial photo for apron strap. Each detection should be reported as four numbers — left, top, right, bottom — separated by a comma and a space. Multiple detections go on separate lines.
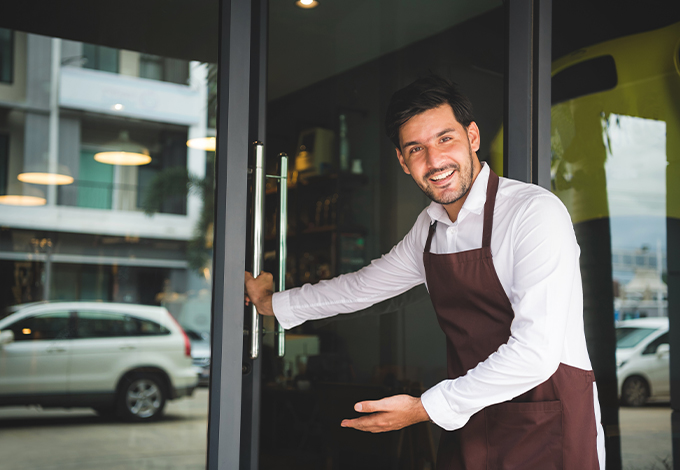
482, 170, 500, 248
424, 221, 437, 254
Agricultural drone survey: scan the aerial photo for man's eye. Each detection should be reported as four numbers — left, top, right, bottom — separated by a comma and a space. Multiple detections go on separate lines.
409, 147, 422, 154
441, 136, 452, 143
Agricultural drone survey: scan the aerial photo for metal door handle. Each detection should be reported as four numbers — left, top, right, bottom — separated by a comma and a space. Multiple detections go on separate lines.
47, 346, 67, 353
250, 141, 266, 359
119, 344, 136, 350
276, 154, 288, 357
251, 148, 288, 359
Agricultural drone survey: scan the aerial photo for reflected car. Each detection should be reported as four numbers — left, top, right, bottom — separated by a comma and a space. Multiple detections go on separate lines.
185, 329, 210, 386
0, 302, 199, 421
616, 317, 669, 407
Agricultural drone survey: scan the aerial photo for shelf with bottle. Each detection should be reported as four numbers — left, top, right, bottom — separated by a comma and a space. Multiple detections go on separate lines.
264, 166, 369, 288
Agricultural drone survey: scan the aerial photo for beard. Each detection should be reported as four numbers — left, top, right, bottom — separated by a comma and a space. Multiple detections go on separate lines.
418, 146, 475, 206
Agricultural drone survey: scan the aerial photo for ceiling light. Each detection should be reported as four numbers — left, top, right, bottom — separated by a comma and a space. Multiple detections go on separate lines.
187, 137, 216, 151
0, 182, 47, 206
296, 0, 319, 9
112, 103, 124, 111
18, 164, 74, 185
94, 131, 151, 166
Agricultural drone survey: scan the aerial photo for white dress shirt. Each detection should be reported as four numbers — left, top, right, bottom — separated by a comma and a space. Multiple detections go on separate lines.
273, 163, 605, 468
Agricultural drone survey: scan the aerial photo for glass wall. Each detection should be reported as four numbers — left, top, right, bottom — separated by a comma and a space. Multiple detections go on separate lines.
0, 30, 214, 469
550, 11, 680, 470
260, 2, 504, 468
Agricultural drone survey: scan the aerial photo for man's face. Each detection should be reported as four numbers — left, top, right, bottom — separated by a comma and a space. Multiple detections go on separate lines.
396, 104, 481, 206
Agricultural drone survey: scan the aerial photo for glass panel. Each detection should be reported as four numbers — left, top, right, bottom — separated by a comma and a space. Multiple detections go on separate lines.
82, 43, 120, 74
0, 28, 13, 84
0, 27, 215, 469
551, 9, 680, 469
261, 1, 504, 468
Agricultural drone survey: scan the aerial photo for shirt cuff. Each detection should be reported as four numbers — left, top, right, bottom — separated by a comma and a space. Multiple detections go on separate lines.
421, 381, 470, 431
272, 290, 302, 330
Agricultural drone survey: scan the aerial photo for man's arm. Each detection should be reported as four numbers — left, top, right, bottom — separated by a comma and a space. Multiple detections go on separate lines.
250, 209, 431, 330
421, 194, 583, 431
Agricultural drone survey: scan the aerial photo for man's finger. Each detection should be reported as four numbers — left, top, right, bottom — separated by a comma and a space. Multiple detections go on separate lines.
354, 396, 398, 413
341, 415, 383, 432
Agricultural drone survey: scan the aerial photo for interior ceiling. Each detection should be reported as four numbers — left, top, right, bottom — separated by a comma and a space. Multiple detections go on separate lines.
0, 0, 500, 100
267, 0, 502, 99
1, 0, 679, 100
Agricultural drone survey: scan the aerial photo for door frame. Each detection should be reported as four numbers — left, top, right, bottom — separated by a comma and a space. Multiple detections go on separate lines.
205, 2, 626, 470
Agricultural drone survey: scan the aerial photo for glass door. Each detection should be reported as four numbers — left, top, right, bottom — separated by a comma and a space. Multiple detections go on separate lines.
243, 2, 507, 468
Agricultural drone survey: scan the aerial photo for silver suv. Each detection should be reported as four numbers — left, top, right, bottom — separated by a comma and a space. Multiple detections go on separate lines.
0, 302, 198, 421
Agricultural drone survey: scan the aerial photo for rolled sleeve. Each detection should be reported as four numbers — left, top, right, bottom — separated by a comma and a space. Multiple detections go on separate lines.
272, 290, 297, 329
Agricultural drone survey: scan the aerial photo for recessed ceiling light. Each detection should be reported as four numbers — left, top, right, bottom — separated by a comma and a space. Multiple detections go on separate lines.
296, 0, 318, 9
112, 103, 124, 111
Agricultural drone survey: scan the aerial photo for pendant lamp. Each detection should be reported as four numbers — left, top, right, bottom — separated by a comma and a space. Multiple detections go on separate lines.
187, 136, 216, 151
0, 182, 47, 206
94, 131, 151, 166
18, 164, 74, 185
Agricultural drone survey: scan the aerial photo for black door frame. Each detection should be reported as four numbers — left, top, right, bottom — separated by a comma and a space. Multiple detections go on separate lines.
207, 1, 625, 469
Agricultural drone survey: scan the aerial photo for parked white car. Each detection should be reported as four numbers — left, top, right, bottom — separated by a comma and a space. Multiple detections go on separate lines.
0, 302, 198, 421
616, 317, 669, 406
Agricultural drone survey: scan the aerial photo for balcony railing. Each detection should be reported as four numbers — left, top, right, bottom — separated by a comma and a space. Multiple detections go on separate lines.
58, 180, 187, 215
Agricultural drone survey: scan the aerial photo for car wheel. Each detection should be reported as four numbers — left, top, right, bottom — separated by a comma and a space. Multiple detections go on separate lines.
117, 373, 166, 422
621, 376, 649, 407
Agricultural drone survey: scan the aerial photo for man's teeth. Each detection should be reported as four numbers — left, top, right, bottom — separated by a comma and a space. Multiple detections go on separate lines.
431, 170, 454, 181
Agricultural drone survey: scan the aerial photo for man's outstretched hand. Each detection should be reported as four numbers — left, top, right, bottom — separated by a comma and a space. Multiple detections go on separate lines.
341, 394, 430, 433
244, 271, 275, 317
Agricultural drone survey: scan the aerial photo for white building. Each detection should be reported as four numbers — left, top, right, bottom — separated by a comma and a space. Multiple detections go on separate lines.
0, 30, 212, 332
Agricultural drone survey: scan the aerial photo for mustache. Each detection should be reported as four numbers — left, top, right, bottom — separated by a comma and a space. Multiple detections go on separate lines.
424, 164, 459, 180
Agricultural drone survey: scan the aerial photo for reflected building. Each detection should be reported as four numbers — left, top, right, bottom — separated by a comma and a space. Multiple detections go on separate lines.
0, 31, 212, 332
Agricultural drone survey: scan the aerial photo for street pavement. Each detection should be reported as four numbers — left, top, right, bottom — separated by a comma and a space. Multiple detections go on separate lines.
0, 389, 209, 470
0, 390, 673, 470
620, 403, 672, 470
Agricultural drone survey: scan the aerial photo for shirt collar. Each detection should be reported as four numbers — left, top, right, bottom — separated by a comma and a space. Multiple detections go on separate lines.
426, 162, 490, 226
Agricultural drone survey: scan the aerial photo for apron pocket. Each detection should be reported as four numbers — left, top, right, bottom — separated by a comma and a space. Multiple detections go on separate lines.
485, 400, 563, 470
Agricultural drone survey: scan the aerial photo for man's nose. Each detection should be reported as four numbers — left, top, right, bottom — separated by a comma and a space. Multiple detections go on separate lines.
425, 145, 445, 167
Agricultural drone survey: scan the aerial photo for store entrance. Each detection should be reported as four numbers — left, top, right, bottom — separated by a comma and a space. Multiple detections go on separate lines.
239, 2, 506, 469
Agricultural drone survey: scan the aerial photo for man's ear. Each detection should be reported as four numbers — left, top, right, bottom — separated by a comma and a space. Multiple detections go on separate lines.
396, 148, 411, 175
467, 122, 481, 153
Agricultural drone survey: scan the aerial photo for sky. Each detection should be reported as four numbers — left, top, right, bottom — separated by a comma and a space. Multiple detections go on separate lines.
604, 114, 667, 253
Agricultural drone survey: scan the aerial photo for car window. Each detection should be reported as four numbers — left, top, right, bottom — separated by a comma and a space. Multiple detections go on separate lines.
75, 311, 170, 338
136, 317, 171, 336
8, 312, 72, 341
642, 332, 669, 355
76, 311, 137, 338
616, 327, 657, 348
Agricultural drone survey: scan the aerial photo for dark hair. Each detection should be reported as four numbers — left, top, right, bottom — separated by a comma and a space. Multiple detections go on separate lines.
385, 75, 475, 149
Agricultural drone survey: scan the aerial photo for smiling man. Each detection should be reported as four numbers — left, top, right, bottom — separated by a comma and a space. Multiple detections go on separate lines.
245, 75, 604, 469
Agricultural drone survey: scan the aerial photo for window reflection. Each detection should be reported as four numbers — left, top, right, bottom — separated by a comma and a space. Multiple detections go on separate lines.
548, 19, 680, 469
0, 29, 211, 469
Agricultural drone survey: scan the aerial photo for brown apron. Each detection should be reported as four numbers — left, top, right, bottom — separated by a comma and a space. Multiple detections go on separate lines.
423, 170, 599, 470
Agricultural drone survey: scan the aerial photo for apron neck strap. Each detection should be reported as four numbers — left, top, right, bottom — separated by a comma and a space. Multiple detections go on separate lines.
482, 169, 500, 248
425, 221, 437, 253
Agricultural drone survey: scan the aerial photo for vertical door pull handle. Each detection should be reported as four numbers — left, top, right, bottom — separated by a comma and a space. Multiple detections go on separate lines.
250, 141, 265, 359
276, 153, 288, 357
